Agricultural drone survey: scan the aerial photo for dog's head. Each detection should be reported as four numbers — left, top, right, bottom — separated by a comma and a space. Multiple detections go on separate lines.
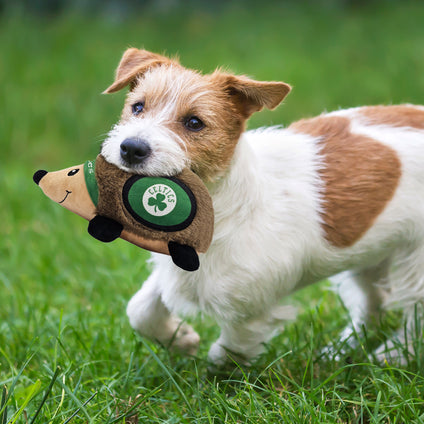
101, 48, 291, 181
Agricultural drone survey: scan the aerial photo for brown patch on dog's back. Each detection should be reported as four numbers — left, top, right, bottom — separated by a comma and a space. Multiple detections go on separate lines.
359, 105, 424, 130
290, 116, 401, 247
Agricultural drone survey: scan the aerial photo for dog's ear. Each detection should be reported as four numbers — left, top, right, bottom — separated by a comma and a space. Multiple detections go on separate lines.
214, 72, 291, 118
103, 48, 175, 94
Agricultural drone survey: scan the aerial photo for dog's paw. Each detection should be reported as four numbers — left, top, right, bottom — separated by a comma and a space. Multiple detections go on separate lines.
207, 342, 251, 369
374, 340, 408, 366
208, 342, 228, 367
321, 344, 344, 362
321, 326, 360, 362
168, 322, 200, 356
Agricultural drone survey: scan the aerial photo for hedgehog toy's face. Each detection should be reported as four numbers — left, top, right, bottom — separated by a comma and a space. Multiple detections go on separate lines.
33, 164, 97, 221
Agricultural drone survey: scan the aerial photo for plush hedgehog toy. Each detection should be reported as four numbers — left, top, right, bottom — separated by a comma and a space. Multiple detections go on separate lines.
33, 155, 214, 271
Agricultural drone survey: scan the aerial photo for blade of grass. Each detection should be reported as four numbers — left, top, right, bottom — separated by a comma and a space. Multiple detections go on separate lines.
106, 386, 163, 424
48, 374, 66, 424
1, 386, 8, 424
140, 339, 194, 415
9, 380, 42, 424
62, 391, 97, 424
0, 352, 35, 417
29, 366, 61, 424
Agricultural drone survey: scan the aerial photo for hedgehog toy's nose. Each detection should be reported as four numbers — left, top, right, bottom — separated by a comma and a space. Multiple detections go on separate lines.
33, 169, 48, 185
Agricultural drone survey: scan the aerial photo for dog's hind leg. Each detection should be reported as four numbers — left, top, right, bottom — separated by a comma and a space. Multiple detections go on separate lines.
375, 242, 424, 364
326, 260, 389, 357
126, 268, 200, 355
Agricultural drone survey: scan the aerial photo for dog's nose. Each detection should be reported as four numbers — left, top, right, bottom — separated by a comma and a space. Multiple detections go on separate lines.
33, 169, 48, 185
120, 138, 151, 165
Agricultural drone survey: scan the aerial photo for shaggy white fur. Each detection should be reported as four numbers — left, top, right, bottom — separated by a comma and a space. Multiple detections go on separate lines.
121, 108, 424, 364
100, 49, 424, 365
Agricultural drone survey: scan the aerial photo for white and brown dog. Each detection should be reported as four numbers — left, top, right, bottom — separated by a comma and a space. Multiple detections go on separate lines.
101, 48, 424, 365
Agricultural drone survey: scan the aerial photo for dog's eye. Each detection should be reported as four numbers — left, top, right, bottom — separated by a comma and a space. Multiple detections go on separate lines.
67, 169, 79, 176
184, 116, 205, 132
132, 102, 145, 116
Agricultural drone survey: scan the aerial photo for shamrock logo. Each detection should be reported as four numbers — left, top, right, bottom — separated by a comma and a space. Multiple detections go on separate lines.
142, 183, 177, 217
147, 193, 167, 213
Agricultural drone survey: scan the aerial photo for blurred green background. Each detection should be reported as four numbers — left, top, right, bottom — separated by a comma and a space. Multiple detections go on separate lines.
2, 0, 424, 171
1, 1, 424, 422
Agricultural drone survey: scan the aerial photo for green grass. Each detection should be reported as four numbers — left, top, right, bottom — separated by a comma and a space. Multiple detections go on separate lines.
2, 2, 424, 422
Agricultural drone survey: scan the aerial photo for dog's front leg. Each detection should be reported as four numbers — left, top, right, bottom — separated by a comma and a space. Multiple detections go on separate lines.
208, 329, 262, 367
126, 268, 200, 355
208, 305, 295, 367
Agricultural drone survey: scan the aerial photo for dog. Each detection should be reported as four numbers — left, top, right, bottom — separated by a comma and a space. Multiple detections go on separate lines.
101, 48, 424, 365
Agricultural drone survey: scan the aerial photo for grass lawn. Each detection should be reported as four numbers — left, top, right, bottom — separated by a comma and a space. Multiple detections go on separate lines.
2, 2, 424, 422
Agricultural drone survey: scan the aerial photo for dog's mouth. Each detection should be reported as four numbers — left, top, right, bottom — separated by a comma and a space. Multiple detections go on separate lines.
59, 190, 72, 204
118, 158, 186, 178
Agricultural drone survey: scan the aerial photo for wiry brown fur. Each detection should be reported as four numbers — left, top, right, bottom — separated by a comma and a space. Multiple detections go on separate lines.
290, 115, 402, 247
104, 48, 291, 181
123, 67, 246, 180
359, 105, 424, 130
103, 49, 177, 94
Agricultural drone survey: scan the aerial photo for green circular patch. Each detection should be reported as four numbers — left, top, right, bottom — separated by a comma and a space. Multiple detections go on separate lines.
122, 176, 196, 231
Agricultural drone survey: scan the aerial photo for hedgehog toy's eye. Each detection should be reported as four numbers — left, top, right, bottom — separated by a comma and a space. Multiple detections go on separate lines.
68, 169, 80, 176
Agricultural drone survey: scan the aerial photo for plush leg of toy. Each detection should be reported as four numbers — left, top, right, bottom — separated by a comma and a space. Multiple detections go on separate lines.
168, 241, 199, 271
88, 215, 123, 242
127, 269, 200, 355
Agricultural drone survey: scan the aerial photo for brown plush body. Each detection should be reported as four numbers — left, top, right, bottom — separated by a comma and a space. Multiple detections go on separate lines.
33, 155, 214, 271
95, 155, 213, 254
